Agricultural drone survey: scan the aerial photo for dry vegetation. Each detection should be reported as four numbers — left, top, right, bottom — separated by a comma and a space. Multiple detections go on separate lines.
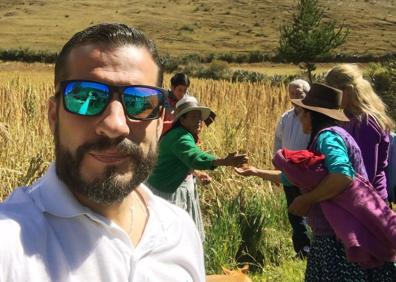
0, 62, 290, 201
0, 0, 395, 56
0, 63, 301, 281
0, 69, 53, 199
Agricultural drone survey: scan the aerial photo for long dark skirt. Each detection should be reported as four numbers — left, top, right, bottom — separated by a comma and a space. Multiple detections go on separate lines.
305, 236, 396, 282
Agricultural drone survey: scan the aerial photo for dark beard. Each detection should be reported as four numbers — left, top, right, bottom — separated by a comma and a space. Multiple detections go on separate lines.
54, 124, 157, 204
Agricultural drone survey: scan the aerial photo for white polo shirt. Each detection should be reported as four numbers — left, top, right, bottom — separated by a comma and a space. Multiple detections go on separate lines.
0, 164, 205, 282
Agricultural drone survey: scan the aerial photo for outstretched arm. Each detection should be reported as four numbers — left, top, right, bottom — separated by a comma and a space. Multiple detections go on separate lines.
234, 166, 282, 185
212, 152, 248, 168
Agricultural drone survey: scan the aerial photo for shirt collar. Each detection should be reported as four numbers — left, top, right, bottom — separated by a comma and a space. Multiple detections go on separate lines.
27, 163, 94, 218
25, 163, 183, 252
28, 163, 178, 230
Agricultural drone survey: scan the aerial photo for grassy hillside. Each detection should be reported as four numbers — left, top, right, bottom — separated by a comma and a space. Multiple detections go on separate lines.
0, 0, 395, 56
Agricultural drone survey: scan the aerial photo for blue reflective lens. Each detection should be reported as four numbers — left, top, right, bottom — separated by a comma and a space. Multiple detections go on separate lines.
64, 81, 110, 115
62, 80, 164, 120
123, 87, 162, 118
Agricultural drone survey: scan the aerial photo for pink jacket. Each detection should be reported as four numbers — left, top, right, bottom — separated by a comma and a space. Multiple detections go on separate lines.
273, 148, 396, 268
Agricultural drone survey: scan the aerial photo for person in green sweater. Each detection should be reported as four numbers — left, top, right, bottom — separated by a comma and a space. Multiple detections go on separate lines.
147, 95, 248, 240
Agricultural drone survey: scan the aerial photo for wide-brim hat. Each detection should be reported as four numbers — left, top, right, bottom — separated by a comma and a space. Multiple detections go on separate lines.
174, 95, 212, 121
291, 83, 349, 122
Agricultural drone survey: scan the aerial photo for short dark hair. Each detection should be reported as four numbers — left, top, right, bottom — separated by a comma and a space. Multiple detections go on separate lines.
54, 23, 163, 96
170, 73, 190, 87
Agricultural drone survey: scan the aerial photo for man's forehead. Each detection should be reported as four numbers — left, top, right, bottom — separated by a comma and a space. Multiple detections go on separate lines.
67, 43, 150, 66
65, 43, 159, 85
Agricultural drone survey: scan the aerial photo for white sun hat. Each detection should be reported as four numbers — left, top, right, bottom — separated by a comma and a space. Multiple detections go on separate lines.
174, 95, 212, 121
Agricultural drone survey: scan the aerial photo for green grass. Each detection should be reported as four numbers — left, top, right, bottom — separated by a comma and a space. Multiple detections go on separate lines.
258, 259, 306, 282
230, 62, 339, 76
203, 185, 305, 281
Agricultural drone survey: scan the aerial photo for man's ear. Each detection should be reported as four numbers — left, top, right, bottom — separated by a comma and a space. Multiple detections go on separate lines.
48, 96, 58, 134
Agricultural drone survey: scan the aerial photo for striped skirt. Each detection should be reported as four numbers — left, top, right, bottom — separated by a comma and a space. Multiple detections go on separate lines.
148, 176, 205, 241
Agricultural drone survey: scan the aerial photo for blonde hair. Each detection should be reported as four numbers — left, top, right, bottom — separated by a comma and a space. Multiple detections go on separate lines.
325, 64, 394, 131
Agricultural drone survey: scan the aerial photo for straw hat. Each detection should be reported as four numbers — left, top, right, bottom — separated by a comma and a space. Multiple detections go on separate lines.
174, 95, 212, 121
291, 83, 349, 122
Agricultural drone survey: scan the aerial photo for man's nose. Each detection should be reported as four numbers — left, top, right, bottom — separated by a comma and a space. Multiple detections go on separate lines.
95, 100, 130, 139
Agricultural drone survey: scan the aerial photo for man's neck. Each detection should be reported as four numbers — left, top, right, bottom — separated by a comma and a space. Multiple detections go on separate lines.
73, 191, 128, 217
73, 186, 149, 246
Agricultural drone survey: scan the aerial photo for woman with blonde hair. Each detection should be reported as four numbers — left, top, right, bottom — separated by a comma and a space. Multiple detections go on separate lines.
326, 64, 395, 201
235, 83, 396, 281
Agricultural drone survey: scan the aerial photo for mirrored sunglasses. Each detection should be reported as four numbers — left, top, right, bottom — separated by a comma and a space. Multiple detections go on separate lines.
60, 80, 166, 120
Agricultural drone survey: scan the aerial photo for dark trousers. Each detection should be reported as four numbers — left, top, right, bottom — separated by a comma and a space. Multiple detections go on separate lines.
283, 185, 311, 255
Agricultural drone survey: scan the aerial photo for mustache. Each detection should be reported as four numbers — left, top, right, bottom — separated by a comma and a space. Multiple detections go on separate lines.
75, 137, 143, 162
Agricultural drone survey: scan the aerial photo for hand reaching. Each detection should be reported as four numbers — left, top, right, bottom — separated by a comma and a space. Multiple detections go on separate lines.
234, 166, 282, 183
234, 165, 258, 177
223, 152, 248, 167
